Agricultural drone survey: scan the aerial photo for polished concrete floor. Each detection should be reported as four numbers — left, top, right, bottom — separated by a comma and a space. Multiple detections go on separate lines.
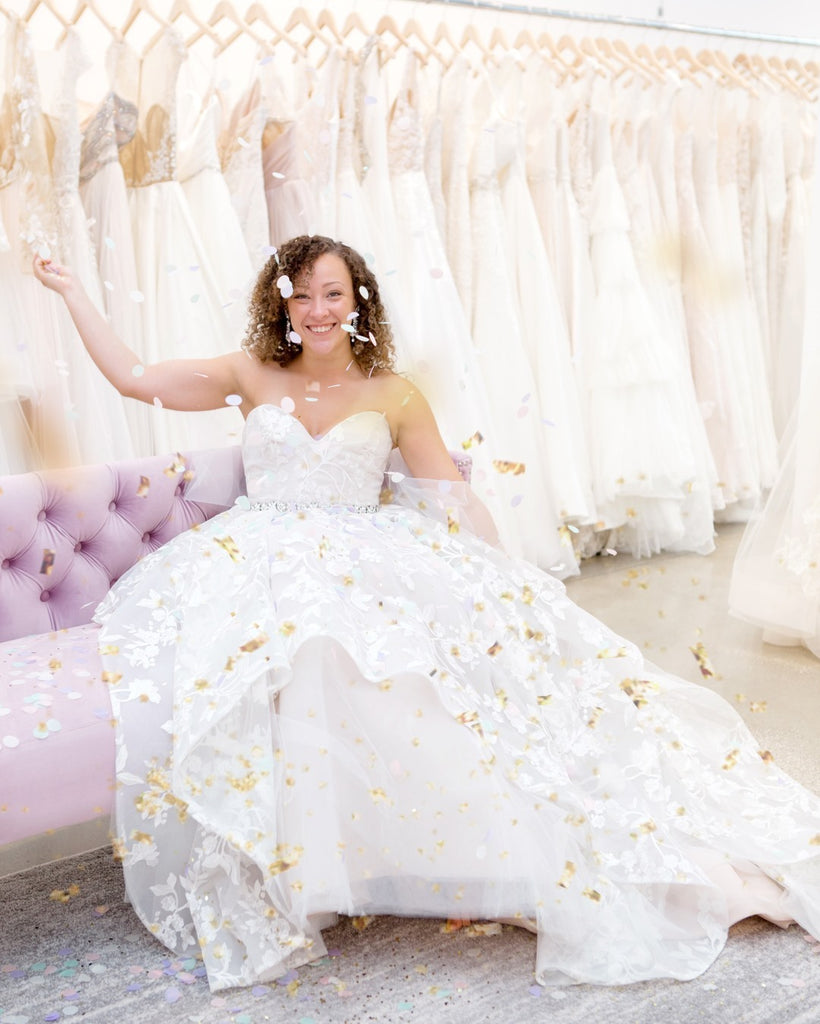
566, 522, 820, 794
5, 522, 819, 877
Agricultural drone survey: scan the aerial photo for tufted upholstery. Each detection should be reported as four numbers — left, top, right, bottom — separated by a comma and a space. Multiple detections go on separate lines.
0, 444, 470, 852
0, 447, 244, 643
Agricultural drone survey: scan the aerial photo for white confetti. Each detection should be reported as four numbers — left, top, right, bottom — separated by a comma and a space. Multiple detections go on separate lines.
288, 330, 302, 345
103, 280, 114, 291
131, 364, 145, 377
280, 396, 296, 413
224, 394, 242, 406
358, 285, 369, 300
276, 274, 293, 298
129, 289, 144, 303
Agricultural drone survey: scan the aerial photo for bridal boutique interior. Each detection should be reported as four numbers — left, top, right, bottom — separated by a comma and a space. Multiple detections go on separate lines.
2, 3, 820, 1021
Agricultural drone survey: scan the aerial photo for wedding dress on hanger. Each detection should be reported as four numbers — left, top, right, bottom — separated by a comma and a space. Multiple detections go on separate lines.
119, 28, 241, 454
79, 39, 152, 456
40, 27, 136, 464
0, 14, 81, 469
468, 63, 575, 572
497, 54, 594, 527
220, 74, 270, 271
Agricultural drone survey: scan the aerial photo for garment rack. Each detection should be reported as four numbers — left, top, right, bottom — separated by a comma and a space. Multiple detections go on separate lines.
410, 0, 820, 49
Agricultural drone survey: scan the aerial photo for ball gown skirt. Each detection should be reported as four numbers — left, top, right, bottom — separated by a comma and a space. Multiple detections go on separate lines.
95, 404, 820, 992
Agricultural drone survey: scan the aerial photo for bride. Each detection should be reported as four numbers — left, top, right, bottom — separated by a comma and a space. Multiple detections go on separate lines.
33, 236, 820, 993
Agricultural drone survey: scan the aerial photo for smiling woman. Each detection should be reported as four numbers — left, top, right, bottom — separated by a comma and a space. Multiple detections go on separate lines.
243, 234, 395, 376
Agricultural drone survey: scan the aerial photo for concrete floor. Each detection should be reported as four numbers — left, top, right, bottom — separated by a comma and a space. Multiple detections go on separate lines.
5, 521, 819, 878
566, 522, 820, 795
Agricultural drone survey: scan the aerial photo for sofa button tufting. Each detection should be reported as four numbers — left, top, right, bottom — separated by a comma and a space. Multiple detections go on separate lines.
74, 542, 83, 552
1, 559, 9, 569
108, 501, 116, 512
37, 509, 47, 522
175, 486, 183, 496
141, 533, 151, 544
40, 590, 51, 601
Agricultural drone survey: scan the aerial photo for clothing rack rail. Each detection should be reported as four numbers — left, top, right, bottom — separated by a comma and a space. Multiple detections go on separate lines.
410, 0, 820, 49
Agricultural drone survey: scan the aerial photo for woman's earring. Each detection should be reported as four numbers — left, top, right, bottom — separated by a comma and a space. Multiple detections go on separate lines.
285, 314, 300, 347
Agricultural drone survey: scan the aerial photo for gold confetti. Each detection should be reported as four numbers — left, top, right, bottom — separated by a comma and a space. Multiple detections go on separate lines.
100, 644, 120, 656
810, 835, 820, 846
101, 671, 122, 685
619, 678, 659, 709
461, 431, 484, 450
689, 641, 715, 679
758, 750, 774, 764
597, 646, 628, 659
492, 459, 526, 476
49, 883, 80, 904
39, 549, 55, 575
239, 633, 269, 654
587, 706, 604, 728
557, 861, 576, 888
268, 844, 303, 875
536, 695, 552, 706
136, 475, 150, 497
722, 749, 740, 771
582, 888, 602, 902
163, 453, 187, 477
352, 915, 376, 931
521, 585, 534, 605
487, 641, 502, 657
214, 536, 241, 562
446, 511, 460, 534
369, 787, 389, 803
48, 658, 61, 671
279, 621, 296, 637
749, 700, 767, 713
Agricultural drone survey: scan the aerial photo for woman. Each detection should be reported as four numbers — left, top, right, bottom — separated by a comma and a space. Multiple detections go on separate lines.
34, 236, 820, 993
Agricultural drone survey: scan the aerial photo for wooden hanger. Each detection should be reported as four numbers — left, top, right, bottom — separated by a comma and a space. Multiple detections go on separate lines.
404, 17, 442, 66
767, 54, 813, 99
373, 14, 406, 63
656, 44, 700, 86
459, 24, 494, 65
205, 1, 265, 55
244, 3, 307, 60
316, 9, 343, 45
23, 0, 70, 29
697, 48, 756, 94
63, 0, 118, 38
144, 0, 220, 52
120, 0, 169, 40
634, 42, 667, 81
341, 10, 369, 42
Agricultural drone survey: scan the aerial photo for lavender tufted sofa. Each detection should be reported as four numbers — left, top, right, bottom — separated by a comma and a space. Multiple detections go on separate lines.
0, 445, 472, 870
0, 447, 244, 866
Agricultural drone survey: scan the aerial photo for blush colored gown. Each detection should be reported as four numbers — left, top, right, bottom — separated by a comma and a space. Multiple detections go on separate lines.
96, 403, 820, 992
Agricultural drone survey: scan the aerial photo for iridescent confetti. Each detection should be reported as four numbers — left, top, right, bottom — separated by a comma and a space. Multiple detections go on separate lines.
276, 274, 294, 298
689, 641, 715, 679
136, 475, 150, 497
39, 549, 55, 575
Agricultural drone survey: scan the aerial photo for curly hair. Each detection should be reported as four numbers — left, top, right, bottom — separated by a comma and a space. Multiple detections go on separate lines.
243, 235, 396, 374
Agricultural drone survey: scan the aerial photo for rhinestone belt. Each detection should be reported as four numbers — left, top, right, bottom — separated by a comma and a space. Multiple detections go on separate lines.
249, 499, 380, 514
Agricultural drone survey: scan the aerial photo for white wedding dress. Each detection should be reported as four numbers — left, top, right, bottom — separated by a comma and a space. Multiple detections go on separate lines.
96, 402, 820, 993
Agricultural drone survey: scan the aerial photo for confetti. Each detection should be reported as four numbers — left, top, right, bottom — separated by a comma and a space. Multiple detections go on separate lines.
281, 396, 296, 414
131, 364, 144, 377
288, 330, 302, 345
461, 431, 484, 450
493, 460, 526, 476
358, 285, 369, 299
224, 394, 243, 406
689, 641, 715, 679
136, 475, 150, 497
557, 861, 576, 888
276, 274, 294, 297
129, 290, 144, 303
40, 549, 55, 575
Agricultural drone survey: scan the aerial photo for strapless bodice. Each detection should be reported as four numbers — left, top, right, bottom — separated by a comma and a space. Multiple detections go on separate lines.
242, 404, 393, 506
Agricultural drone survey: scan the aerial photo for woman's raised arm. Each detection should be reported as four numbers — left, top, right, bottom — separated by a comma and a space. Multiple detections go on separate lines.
32, 256, 246, 412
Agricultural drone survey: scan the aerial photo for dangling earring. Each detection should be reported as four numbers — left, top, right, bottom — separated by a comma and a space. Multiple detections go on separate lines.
285, 314, 300, 348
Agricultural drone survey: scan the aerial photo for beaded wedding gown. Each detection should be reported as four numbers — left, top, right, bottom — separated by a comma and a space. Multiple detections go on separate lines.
95, 403, 820, 992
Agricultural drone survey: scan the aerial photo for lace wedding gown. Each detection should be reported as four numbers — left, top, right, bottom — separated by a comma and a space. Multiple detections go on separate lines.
97, 403, 820, 992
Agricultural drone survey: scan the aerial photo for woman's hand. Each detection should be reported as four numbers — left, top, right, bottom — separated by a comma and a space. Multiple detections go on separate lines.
32, 256, 77, 297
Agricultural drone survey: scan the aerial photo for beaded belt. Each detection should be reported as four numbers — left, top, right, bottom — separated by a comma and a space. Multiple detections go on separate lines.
249, 499, 380, 514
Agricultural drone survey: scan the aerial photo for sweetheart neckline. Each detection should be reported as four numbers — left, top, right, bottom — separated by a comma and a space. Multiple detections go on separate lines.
246, 404, 390, 443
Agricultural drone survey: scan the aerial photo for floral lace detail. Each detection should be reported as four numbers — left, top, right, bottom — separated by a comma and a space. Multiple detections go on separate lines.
776, 495, 820, 598
79, 93, 138, 184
